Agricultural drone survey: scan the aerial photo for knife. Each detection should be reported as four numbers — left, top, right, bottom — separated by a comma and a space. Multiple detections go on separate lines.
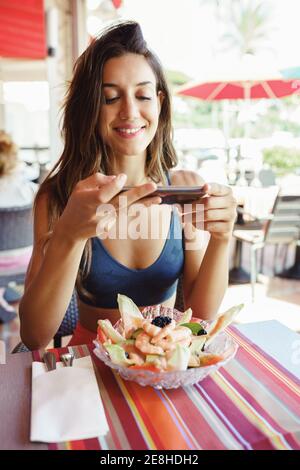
43, 351, 57, 372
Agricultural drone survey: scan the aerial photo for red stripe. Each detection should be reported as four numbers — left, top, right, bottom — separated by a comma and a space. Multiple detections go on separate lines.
163, 387, 226, 449
123, 380, 166, 449
69, 439, 88, 450
252, 437, 281, 450
282, 432, 300, 450
93, 356, 147, 449
230, 327, 300, 384
220, 367, 295, 437
197, 375, 272, 449
48, 443, 59, 450
235, 348, 300, 414
83, 437, 101, 450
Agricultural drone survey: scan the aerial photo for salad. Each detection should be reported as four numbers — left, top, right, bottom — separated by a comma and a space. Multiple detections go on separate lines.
95, 294, 244, 373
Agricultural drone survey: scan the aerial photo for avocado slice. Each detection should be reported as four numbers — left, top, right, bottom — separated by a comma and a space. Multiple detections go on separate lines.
104, 344, 132, 366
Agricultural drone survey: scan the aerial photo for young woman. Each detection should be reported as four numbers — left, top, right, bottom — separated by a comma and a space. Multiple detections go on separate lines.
19, 22, 237, 350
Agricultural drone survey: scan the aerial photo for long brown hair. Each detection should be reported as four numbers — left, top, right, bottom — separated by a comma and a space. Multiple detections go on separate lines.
37, 21, 178, 301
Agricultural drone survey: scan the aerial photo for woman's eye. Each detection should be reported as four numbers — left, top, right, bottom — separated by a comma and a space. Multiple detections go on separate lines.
138, 96, 151, 101
104, 97, 119, 104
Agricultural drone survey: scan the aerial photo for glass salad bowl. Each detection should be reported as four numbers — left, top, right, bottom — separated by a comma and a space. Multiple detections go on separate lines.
93, 305, 239, 389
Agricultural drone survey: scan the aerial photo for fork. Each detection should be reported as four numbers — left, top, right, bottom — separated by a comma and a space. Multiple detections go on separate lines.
60, 352, 74, 367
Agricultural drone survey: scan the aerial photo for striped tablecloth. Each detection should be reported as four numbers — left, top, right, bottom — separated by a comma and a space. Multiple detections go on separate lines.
32, 325, 300, 450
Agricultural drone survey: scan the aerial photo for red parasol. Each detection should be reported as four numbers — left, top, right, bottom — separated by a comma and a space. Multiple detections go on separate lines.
176, 55, 300, 101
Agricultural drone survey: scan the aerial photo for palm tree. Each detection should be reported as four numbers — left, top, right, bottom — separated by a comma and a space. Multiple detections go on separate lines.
220, 0, 275, 57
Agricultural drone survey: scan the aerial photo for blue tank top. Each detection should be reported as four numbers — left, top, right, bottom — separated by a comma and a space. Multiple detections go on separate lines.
77, 178, 185, 309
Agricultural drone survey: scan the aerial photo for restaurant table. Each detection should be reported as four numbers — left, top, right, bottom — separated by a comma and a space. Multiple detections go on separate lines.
1, 320, 300, 450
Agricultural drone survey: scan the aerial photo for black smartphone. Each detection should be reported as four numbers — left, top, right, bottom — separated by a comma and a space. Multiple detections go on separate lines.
120, 186, 207, 204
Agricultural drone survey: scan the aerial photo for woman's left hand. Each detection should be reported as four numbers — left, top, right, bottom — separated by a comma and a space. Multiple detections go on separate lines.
171, 170, 237, 242
200, 182, 237, 241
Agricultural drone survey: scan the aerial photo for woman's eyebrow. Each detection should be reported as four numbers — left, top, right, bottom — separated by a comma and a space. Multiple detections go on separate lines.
102, 81, 155, 88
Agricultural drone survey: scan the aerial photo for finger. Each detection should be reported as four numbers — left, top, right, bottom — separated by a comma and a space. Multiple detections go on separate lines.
203, 195, 236, 210
206, 183, 232, 197
203, 221, 233, 233
204, 208, 232, 222
177, 201, 205, 216
111, 182, 158, 209
77, 172, 116, 190
138, 196, 162, 207
97, 173, 128, 203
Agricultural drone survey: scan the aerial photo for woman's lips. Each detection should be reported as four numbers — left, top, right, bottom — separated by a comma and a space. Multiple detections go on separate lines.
114, 126, 145, 139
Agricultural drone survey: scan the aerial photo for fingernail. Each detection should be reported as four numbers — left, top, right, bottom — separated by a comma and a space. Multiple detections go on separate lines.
116, 174, 127, 184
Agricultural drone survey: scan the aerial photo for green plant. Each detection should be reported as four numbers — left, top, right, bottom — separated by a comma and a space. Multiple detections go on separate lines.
262, 147, 300, 176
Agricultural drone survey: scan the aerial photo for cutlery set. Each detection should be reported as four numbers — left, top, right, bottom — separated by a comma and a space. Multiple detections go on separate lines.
43, 351, 74, 371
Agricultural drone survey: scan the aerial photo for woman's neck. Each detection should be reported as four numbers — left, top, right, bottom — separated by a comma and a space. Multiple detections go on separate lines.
109, 153, 149, 186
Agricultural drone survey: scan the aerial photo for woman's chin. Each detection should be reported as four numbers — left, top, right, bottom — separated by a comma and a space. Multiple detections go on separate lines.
112, 143, 148, 158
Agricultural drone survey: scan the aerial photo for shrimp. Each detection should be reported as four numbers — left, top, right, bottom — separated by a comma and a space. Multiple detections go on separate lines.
142, 319, 162, 337
151, 320, 176, 344
123, 343, 145, 366
128, 352, 145, 366
155, 339, 176, 352
166, 326, 191, 342
156, 335, 192, 352
135, 332, 165, 355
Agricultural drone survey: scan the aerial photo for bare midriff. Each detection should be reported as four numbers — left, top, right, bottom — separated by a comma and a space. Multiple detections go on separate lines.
78, 291, 177, 333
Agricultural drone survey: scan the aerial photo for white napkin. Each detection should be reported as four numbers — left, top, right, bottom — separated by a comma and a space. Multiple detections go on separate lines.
30, 355, 109, 443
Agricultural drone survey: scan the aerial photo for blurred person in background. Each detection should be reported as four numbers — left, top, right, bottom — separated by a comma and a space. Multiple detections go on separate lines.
0, 130, 37, 207
0, 130, 37, 322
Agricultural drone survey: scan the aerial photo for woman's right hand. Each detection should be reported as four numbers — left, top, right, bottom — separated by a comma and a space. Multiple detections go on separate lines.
55, 173, 160, 242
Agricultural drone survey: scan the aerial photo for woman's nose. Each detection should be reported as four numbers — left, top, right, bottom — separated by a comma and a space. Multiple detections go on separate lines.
119, 97, 139, 120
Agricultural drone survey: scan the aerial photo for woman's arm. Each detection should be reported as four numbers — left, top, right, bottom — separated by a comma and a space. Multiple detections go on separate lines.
183, 231, 231, 320
20, 173, 161, 350
19, 195, 86, 350
171, 170, 236, 320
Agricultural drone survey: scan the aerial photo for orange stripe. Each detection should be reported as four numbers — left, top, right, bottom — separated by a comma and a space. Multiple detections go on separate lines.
68, 439, 86, 450
125, 381, 190, 450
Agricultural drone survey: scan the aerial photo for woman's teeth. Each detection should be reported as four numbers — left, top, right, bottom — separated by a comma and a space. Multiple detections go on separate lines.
117, 127, 143, 134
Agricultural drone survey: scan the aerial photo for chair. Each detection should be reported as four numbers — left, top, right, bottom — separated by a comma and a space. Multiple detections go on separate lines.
233, 194, 300, 301
11, 291, 79, 353
0, 204, 33, 287
258, 168, 276, 187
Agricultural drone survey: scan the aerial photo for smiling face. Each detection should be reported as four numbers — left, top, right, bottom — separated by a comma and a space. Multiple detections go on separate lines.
99, 53, 163, 161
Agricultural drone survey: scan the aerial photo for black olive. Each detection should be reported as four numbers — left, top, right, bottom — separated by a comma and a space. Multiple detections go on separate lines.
151, 316, 172, 328
197, 328, 207, 336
